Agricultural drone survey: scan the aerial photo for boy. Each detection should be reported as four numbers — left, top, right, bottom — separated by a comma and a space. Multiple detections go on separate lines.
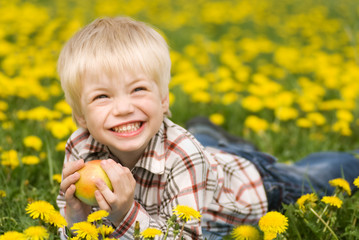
56, 17, 359, 239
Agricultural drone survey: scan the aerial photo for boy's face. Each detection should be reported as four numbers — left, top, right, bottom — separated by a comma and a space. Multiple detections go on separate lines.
75, 70, 169, 165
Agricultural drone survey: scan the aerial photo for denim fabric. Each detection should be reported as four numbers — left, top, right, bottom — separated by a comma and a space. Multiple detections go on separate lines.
194, 133, 359, 211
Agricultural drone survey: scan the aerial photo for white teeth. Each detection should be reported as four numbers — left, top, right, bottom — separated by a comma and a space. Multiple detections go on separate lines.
113, 122, 141, 133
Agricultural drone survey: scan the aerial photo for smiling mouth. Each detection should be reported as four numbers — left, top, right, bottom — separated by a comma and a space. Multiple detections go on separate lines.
111, 122, 143, 134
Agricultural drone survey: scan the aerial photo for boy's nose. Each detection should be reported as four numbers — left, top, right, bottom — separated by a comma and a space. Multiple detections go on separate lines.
112, 97, 135, 115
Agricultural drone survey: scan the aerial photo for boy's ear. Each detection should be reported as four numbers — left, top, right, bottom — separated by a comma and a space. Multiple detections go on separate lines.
161, 94, 170, 113
74, 114, 87, 129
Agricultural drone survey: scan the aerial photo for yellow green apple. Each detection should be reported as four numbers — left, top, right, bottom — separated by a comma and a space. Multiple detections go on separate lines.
75, 160, 113, 206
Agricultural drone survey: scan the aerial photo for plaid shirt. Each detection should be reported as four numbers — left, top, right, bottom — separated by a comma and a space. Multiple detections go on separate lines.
57, 118, 267, 239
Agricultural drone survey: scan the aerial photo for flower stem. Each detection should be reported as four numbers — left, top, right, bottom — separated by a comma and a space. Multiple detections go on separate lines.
316, 192, 337, 224
309, 207, 338, 240
163, 225, 170, 240
177, 224, 185, 240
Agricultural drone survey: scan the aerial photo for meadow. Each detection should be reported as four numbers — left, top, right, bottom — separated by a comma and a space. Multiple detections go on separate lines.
1, 0, 359, 239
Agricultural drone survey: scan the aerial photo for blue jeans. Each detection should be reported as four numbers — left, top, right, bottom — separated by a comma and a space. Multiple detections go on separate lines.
195, 133, 359, 209
195, 133, 359, 239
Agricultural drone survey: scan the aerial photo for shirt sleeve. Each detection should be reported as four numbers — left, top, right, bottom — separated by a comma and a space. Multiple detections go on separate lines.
110, 150, 216, 239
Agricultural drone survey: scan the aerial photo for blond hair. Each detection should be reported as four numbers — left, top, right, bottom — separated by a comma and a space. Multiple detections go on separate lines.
57, 17, 171, 122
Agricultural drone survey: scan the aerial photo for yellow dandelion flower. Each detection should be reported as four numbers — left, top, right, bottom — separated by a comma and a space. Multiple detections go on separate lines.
55, 141, 67, 151
263, 231, 277, 240
353, 176, 359, 188
296, 118, 312, 128
141, 228, 162, 239
296, 193, 318, 211
23, 136, 43, 151
69, 236, 81, 240
329, 178, 351, 195
47, 210, 67, 228
0, 190, 6, 197
71, 222, 98, 240
231, 225, 261, 240
24, 226, 49, 240
244, 115, 269, 133
275, 107, 298, 121
25, 200, 55, 221
1, 149, 19, 169
21, 155, 40, 165
172, 205, 201, 222
0, 231, 26, 240
87, 210, 109, 223
54, 100, 72, 114
52, 174, 62, 183
258, 211, 288, 235
321, 196, 343, 208
209, 113, 225, 125
98, 225, 115, 236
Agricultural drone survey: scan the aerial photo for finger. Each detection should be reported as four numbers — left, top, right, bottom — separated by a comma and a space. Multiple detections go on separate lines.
65, 184, 90, 211
62, 159, 85, 178
64, 184, 78, 203
100, 160, 136, 201
95, 178, 115, 209
100, 160, 123, 183
101, 159, 133, 188
59, 172, 80, 195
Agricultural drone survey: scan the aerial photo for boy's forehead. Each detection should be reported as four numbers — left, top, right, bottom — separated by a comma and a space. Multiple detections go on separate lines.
83, 66, 150, 83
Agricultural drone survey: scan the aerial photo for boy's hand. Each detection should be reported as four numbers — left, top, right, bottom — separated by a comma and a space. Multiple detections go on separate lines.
60, 159, 91, 223
94, 159, 136, 227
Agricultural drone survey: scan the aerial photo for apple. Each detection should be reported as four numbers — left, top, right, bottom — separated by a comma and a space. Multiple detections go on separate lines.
75, 160, 113, 206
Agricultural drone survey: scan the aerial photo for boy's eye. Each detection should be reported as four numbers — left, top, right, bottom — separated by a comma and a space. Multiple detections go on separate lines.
134, 87, 146, 92
94, 94, 108, 100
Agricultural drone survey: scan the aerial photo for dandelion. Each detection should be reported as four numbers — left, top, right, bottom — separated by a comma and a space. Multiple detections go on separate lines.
231, 225, 261, 240
25, 200, 55, 221
242, 95, 263, 112
244, 115, 269, 133
23, 136, 43, 151
353, 176, 359, 188
47, 210, 67, 228
172, 205, 201, 222
141, 228, 162, 239
329, 178, 351, 195
1, 149, 19, 169
55, 141, 67, 151
98, 225, 114, 237
0, 231, 26, 240
209, 113, 225, 125
54, 100, 72, 114
23, 226, 49, 240
258, 211, 288, 240
321, 196, 343, 208
275, 107, 299, 121
21, 155, 40, 165
263, 232, 277, 240
0, 190, 6, 197
87, 210, 109, 223
52, 174, 62, 183
0, 100, 8, 111
296, 118, 312, 128
296, 193, 318, 211
70, 222, 98, 240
